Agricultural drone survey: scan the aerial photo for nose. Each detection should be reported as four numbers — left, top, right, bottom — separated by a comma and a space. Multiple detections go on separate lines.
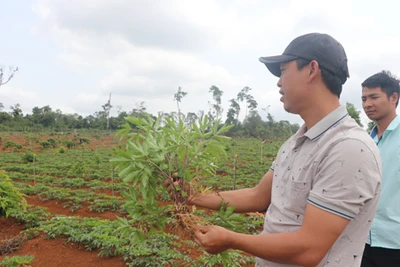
363, 98, 373, 110
277, 77, 282, 88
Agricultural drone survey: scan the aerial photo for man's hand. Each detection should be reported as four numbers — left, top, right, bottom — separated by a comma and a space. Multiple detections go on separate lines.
194, 225, 232, 254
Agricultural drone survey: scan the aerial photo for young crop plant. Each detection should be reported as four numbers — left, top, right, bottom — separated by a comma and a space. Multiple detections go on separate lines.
0, 255, 34, 267
111, 114, 233, 239
0, 171, 27, 217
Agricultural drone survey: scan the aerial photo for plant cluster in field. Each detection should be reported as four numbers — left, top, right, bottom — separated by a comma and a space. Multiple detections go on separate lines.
0, 255, 34, 267
111, 115, 235, 234
0, 132, 283, 266
8, 206, 51, 229
108, 115, 268, 265
0, 171, 26, 217
17, 184, 124, 213
24, 214, 255, 266
1, 141, 22, 152
21, 151, 35, 163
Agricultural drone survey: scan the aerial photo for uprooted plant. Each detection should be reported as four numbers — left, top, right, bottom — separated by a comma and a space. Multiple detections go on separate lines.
111, 114, 234, 240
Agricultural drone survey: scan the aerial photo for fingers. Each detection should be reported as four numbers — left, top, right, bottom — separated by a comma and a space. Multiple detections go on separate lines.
194, 226, 208, 247
197, 225, 209, 233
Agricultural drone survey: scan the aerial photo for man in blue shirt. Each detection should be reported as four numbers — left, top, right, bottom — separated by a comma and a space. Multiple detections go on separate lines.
361, 70, 400, 267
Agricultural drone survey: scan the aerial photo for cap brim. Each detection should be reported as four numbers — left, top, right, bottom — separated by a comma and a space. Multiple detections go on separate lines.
259, 55, 298, 77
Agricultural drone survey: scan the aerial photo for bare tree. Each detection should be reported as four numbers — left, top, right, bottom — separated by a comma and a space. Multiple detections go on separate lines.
106, 93, 112, 130
208, 85, 224, 121
173, 86, 187, 120
0, 66, 18, 87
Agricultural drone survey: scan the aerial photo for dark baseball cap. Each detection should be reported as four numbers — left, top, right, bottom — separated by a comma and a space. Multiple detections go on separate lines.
259, 33, 350, 84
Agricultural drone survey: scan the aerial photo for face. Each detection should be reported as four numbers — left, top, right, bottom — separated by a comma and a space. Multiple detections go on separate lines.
277, 60, 309, 114
361, 87, 397, 121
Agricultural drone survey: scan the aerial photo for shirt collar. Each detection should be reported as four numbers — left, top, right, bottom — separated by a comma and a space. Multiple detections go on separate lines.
386, 115, 399, 131
371, 115, 399, 138
297, 106, 348, 141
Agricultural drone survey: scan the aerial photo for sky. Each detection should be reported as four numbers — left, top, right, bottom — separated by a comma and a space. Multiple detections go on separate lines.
1, 0, 400, 127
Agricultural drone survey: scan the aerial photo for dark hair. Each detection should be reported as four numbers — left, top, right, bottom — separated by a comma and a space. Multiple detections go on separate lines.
296, 58, 343, 98
361, 70, 400, 107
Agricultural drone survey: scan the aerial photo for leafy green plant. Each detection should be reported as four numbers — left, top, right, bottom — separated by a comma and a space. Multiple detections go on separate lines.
0, 171, 27, 217
111, 114, 233, 237
209, 199, 250, 233
68, 162, 88, 178
120, 233, 192, 267
21, 151, 35, 163
63, 140, 76, 149
0, 255, 34, 267
196, 249, 254, 267
2, 141, 22, 151
9, 206, 51, 229
89, 198, 122, 212
58, 146, 66, 153
93, 154, 101, 165
39, 141, 51, 149
47, 138, 57, 148
79, 137, 91, 144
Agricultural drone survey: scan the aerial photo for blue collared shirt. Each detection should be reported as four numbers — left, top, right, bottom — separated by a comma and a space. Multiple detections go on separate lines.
367, 115, 400, 249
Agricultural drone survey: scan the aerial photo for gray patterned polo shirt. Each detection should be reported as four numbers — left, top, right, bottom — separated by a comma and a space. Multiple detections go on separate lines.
256, 106, 382, 267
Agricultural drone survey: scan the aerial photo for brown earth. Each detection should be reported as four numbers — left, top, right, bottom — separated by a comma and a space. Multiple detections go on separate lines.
26, 196, 125, 220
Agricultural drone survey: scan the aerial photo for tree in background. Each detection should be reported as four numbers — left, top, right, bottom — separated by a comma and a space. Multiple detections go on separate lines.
225, 99, 240, 125
367, 121, 376, 133
346, 102, 363, 127
236, 86, 250, 119
173, 86, 187, 120
208, 85, 224, 122
0, 66, 18, 87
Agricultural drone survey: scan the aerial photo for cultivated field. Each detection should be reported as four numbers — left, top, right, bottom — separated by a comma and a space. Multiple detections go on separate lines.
0, 131, 283, 267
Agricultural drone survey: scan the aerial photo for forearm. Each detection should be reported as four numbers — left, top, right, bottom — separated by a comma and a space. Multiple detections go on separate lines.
189, 188, 268, 213
189, 171, 273, 213
228, 231, 318, 267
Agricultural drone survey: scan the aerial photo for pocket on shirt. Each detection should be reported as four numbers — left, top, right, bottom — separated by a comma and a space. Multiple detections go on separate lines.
285, 180, 311, 214
289, 179, 311, 191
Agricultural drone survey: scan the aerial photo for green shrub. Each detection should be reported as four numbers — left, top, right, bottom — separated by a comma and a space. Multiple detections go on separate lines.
2, 141, 22, 151
47, 138, 57, 148
21, 151, 35, 163
0, 255, 34, 267
39, 141, 51, 149
63, 140, 76, 149
0, 171, 27, 217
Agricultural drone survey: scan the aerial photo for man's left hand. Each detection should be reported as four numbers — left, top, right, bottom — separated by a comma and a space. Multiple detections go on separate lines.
194, 225, 232, 254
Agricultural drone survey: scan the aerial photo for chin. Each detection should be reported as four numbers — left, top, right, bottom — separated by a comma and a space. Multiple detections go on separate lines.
283, 105, 298, 115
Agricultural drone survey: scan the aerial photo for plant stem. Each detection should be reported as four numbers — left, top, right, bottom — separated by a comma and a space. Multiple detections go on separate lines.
33, 156, 36, 186
233, 157, 236, 190
111, 167, 114, 196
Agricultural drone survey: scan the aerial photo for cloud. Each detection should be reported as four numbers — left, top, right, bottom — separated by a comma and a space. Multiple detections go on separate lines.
0, 85, 39, 103
27, 0, 400, 125
33, 0, 225, 52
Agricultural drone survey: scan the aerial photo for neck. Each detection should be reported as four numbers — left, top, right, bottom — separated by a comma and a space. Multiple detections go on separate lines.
376, 111, 397, 137
300, 94, 340, 129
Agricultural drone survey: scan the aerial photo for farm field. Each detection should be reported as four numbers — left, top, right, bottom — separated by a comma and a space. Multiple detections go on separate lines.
0, 131, 283, 267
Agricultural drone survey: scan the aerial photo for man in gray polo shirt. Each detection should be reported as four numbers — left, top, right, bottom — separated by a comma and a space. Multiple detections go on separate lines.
189, 33, 382, 267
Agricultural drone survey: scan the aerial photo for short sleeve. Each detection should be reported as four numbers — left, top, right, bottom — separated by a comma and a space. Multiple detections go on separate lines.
269, 161, 276, 172
308, 139, 381, 220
